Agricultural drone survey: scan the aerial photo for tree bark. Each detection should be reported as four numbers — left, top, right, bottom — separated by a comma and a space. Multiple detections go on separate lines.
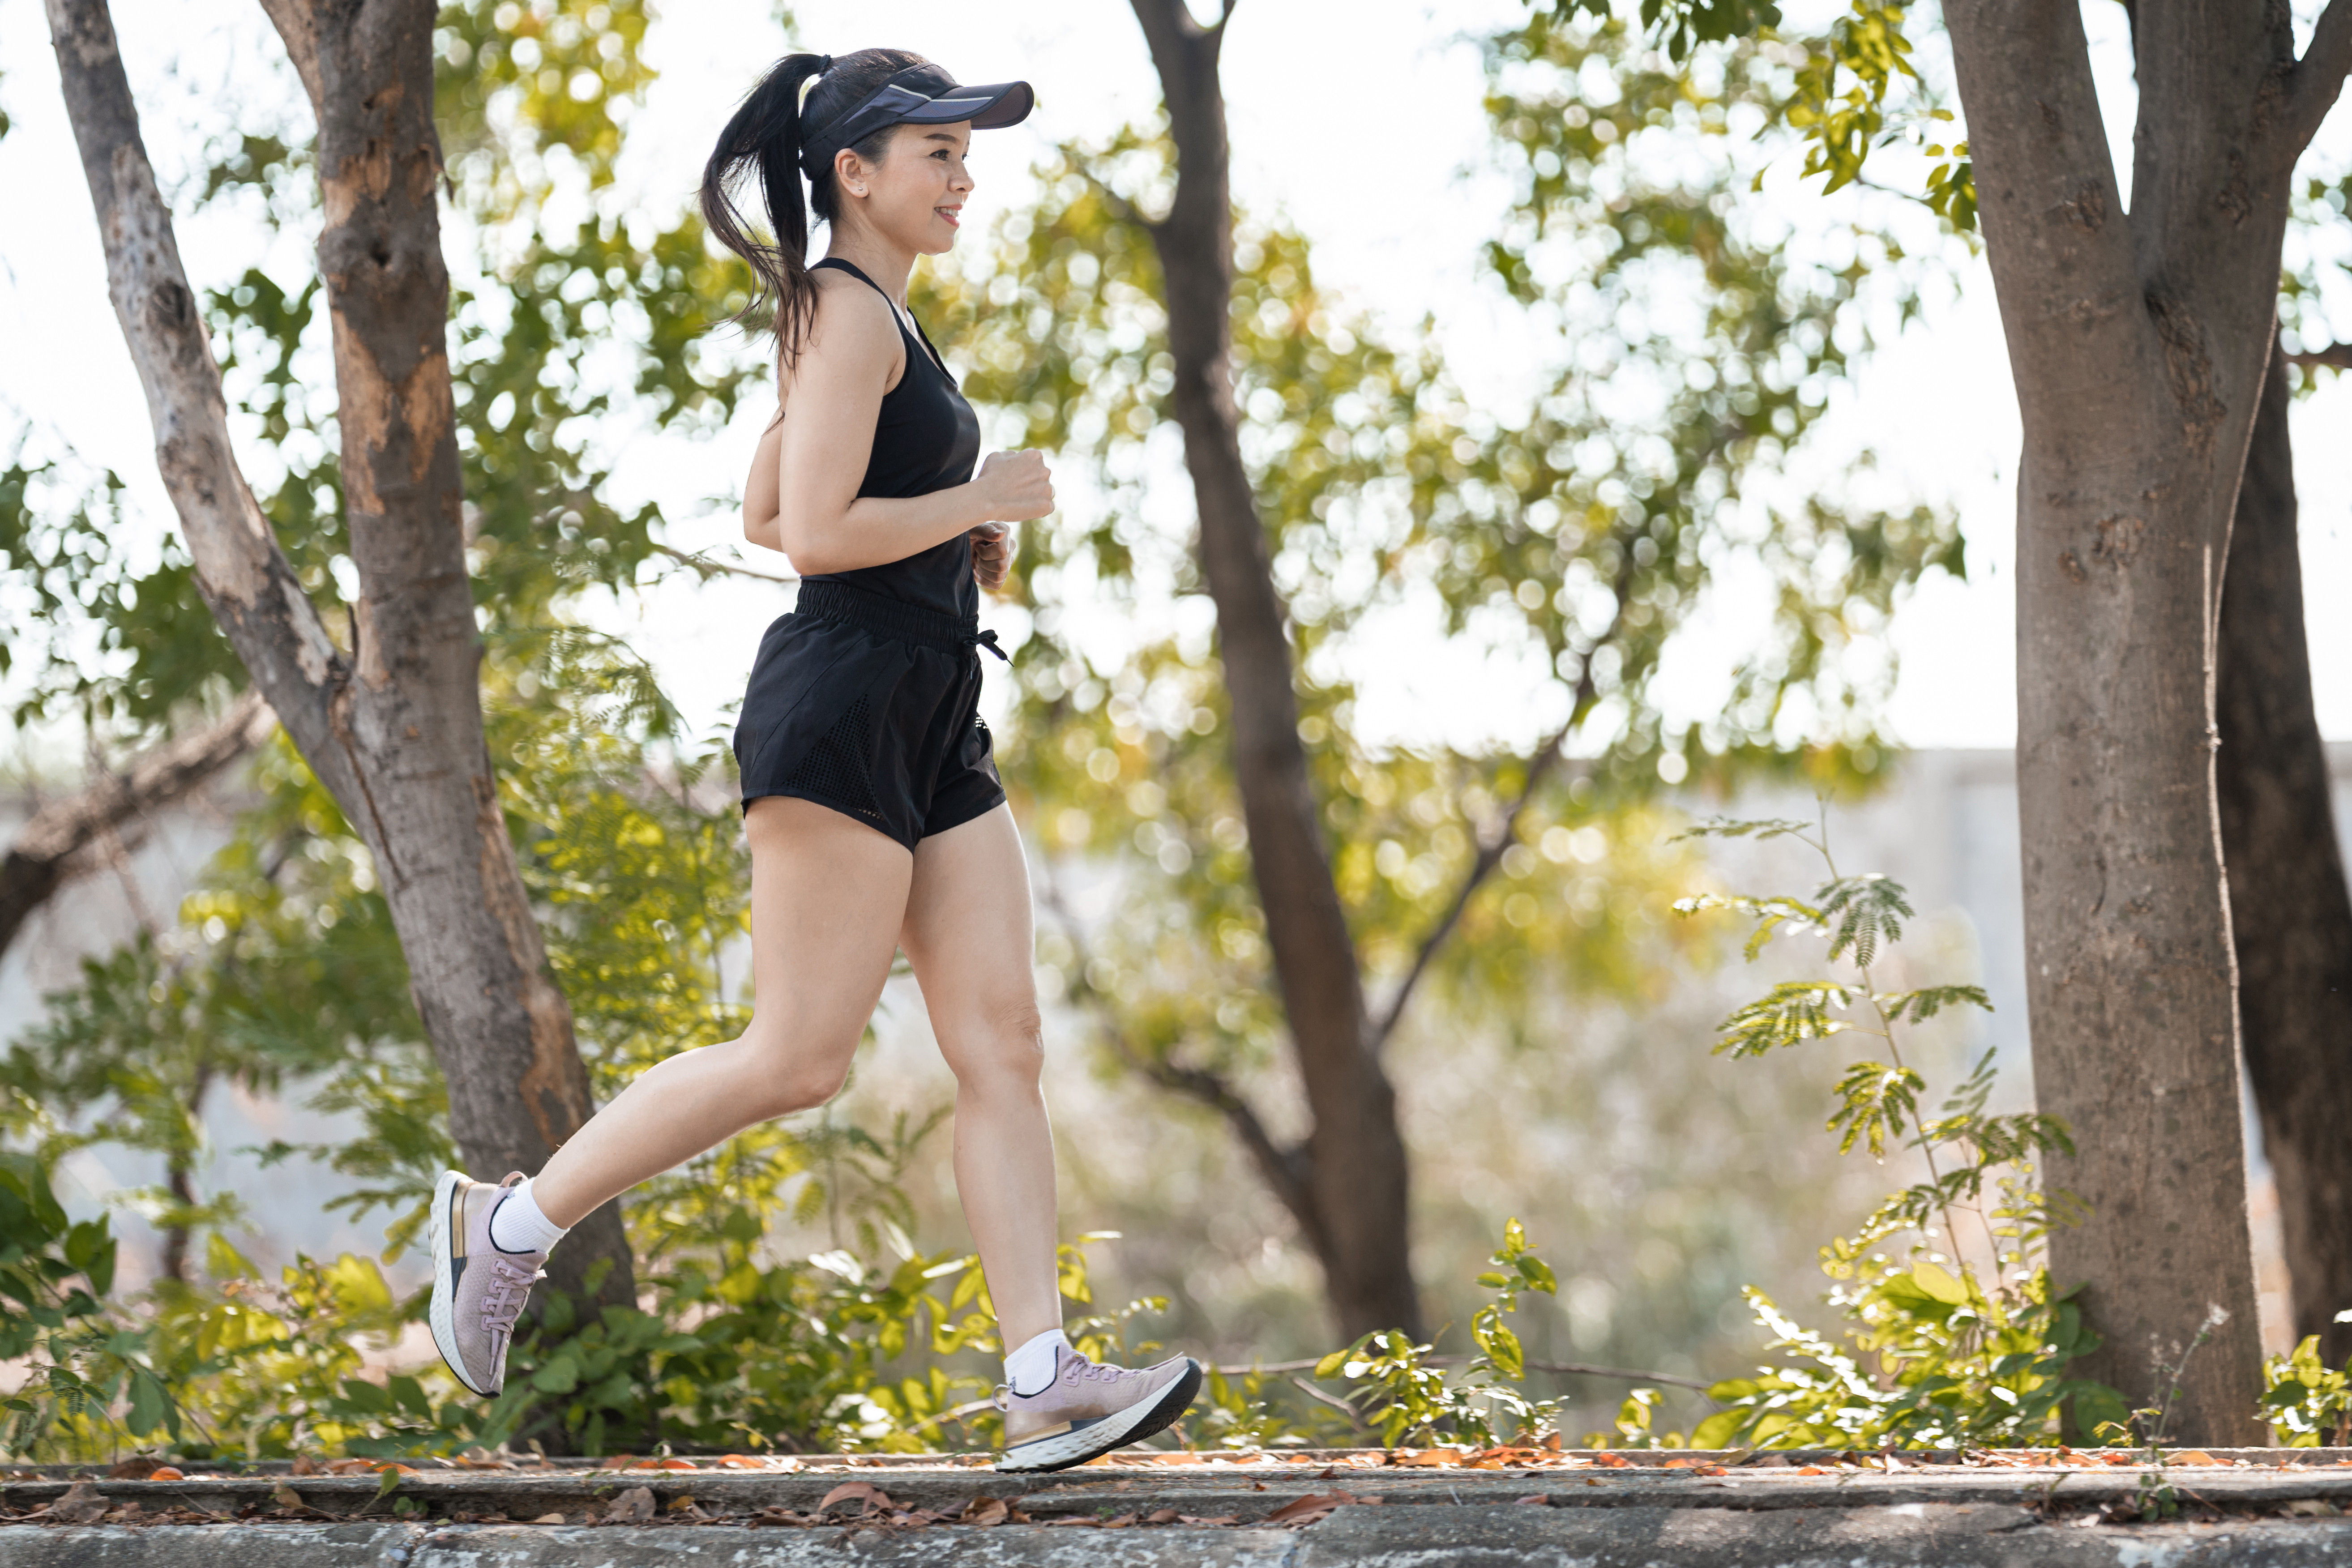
0, 692, 274, 961
1941, 0, 2334, 1442
46, 0, 633, 1332
1125, 0, 1420, 1340
2218, 347, 2352, 1362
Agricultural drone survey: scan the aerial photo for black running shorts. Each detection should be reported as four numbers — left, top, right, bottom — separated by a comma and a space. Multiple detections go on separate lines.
733, 580, 1007, 850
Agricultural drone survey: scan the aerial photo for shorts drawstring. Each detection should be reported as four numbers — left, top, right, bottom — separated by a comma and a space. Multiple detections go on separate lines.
970, 628, 1008, 663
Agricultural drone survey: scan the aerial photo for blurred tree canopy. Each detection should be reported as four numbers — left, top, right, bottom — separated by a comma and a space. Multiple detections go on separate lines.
902, 9, 1958, 1323
4, 0, 1963, 1410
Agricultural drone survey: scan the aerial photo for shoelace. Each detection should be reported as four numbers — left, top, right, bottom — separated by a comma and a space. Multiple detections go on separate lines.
478, 1254, 541, 1342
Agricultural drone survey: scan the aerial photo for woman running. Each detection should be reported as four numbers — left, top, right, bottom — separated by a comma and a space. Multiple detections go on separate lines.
425, 47, 1202, 1474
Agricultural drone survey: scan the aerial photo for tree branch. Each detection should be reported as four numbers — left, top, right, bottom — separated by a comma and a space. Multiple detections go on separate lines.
1036, 868, 1324, 1253
2286, 0, 2352, 155
1212, 1355, 1713, 1392
0, 692, 274, 958
1369, 538, 1633, 1053
2288, 341, 2352, 371
1941, 1, 2147, 448
45, 0, 346, 760
1369, 716, 1574, 1052
650, 541, 797, 584
253, 0, 323, 108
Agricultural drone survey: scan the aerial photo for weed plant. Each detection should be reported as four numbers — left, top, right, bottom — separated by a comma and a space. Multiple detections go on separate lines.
1672, 807, 2123, 1449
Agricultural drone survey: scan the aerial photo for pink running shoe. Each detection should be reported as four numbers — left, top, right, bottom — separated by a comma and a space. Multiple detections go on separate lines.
427, 1170, 544, 1397
994, 1344, 1203, 1471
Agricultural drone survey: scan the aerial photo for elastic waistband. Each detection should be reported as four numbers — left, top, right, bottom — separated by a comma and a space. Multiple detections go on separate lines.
794, 579, 1004, 660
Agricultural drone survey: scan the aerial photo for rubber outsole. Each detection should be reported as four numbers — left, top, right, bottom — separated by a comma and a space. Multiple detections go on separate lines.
427, 1170, 493, 1398
996, 1359, 1205, 1474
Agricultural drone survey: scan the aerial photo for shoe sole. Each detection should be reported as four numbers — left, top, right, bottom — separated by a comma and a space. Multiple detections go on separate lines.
427, 1169, 494, 1398
996, 1358, 1205, 1473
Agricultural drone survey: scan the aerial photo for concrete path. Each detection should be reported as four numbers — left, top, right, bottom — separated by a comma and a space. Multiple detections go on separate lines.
10, 1448, 2352, 1564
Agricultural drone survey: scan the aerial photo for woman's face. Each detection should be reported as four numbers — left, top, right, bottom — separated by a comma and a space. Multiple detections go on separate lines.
836, 121, 974, 256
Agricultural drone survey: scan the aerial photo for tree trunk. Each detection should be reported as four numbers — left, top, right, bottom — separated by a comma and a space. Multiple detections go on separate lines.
1940, 0, 2324, 1443
46, 0, 633, 1333
2218, 347, 2352, 1361
0, 691, 273, 961
1125, 0, 1420, 1340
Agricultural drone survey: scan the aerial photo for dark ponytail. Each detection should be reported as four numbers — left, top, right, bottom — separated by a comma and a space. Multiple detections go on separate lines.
700, 47, 930, 367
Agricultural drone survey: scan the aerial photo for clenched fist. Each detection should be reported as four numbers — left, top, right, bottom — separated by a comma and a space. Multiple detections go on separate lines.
971, 522, 1013, 592
973, 449, 1054, 523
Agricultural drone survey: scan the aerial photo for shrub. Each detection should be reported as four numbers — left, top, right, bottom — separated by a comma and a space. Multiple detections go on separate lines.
1673, 809, 2122, 1449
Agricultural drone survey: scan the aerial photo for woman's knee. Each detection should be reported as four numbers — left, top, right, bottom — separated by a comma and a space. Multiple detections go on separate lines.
944, 996, 1046, 1088
724, 1027, 855, 1119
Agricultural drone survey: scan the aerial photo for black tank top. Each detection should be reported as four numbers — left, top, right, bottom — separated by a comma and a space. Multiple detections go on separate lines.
801, 257, 983, 618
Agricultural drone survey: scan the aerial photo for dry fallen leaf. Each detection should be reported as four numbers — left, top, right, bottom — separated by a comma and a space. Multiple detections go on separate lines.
2284, 1498, 2341, 1518
2168, 1450, 2222, 1467
530, 1512, 568, 1525
960, 1497, 1010, 1527
1514, 1494, 1549, 1506
1797, 1465, 1827, 1476
107, 1457, 159, 1480
596, 1455, 637, 1471
1048, 1515, 1101, 1527
602, 1486, 656, 1524
1264, 1490, 1381, 1526
288, 1457, 321, 1477
1146, 1507, 1181, 1523
1590, 1453, 1631, 1468
1180, 1513, 1241, 1526
818, 1480, 896, 1514
147, 1466, 185, 1483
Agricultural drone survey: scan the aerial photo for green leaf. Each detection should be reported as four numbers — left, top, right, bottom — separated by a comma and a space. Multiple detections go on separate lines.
1876, 985, 1992, 1024
1826, 1060, 1924, 1155
1814, 874, 1911, 967
1909, 1260, 1971, 1306
1713, 982, 1856, 1057
1690, 1408, 1748, 1448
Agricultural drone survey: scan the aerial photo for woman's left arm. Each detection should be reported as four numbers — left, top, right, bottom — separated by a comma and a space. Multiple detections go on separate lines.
743, 414, 786, 553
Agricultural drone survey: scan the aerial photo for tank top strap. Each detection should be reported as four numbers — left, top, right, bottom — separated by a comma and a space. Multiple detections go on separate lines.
812, 257, 949, 376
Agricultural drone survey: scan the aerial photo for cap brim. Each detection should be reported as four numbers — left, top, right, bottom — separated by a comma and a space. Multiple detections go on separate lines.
899, 79, 1033, 129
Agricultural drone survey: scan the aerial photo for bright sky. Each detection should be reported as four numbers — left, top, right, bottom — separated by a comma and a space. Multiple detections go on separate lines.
3, 0, 2348, 760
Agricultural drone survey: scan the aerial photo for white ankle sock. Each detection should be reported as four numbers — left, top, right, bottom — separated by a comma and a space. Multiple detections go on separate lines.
487, 1176, 568, 1255
1005, 1329, 1070, 1397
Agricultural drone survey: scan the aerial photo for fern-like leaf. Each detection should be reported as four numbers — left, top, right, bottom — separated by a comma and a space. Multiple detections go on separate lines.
1876, 984, 1991, 1025
1671, 816, 1815, 843
1827, 1060, 1925, 1156
1815, 874, 1912, 966
1714, 982, 1856, 1056
1674, 892, 1827, 960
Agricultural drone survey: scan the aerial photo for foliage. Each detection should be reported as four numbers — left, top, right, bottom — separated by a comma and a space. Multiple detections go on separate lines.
2261, 1331, 2352, 1448
1582, 1386, 1688, 1448
1673, 808, 2119, 1448
900, 11, 1961, 1188
0, 1154, 180, 1457
1535, 0, 1971, 232
1313, 1220, 1562, 1448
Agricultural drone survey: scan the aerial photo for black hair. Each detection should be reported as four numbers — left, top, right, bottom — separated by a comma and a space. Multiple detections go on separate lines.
700, 47, 929, 367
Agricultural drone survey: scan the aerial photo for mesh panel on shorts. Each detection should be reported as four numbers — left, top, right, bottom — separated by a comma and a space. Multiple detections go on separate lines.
787, 696, 884, 822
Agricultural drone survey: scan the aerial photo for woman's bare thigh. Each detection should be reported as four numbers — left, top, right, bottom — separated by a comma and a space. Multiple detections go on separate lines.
740, 795, 915, 1089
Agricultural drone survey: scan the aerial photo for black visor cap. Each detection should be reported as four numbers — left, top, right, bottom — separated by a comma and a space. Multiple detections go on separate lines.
800, 63, 1034, 178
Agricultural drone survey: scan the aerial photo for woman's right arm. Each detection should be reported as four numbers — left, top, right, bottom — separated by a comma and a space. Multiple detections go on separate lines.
768, 281, 1052, 576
